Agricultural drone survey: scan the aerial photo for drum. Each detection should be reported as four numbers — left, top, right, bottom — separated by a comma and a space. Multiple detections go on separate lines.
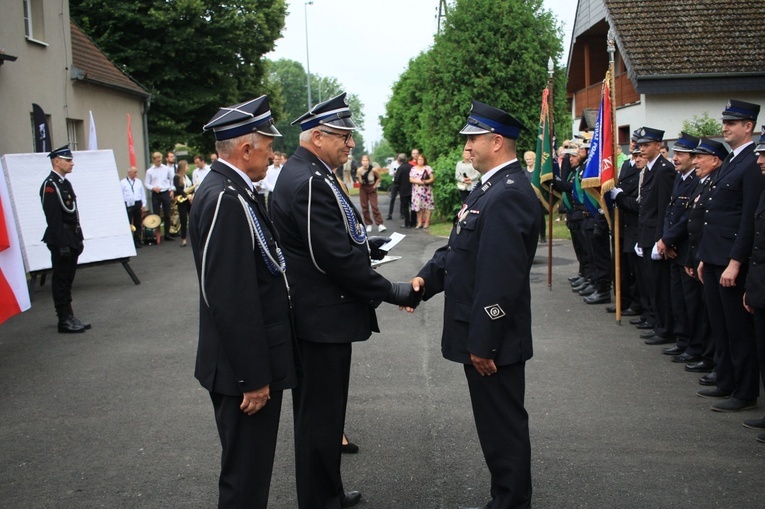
142, 214, 161, 245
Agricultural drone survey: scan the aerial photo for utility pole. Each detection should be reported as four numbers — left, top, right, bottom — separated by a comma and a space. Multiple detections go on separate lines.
436, 0, 448, 33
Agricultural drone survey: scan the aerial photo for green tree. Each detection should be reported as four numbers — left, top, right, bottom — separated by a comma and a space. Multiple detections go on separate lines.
371, 138, 396, 167
267, 59, 365, 156
70, 0, 287, 153
682, 112, 723, 137
382, 0, 567, 217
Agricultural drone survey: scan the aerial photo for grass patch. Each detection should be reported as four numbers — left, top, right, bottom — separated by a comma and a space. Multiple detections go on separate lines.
425, 216, 571, 240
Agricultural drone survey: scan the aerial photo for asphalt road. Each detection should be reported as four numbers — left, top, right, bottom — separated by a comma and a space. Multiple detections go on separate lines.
1, 192, 764, 509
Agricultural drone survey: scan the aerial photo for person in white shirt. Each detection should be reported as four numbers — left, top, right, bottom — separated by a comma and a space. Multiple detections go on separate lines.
192, 154, 211, 186
144, 151, 175, 241
121, 166, 146, 248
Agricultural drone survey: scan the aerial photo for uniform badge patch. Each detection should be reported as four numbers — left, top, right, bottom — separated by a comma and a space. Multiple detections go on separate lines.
484, 304, 506, 320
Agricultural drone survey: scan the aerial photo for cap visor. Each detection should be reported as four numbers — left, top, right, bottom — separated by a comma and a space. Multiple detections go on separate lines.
321, 117, 357, 131
459, 123, 490, 135
256, 123, 282, 137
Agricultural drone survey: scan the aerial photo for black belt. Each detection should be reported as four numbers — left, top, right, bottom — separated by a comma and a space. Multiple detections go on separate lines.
63, 223, 81, 233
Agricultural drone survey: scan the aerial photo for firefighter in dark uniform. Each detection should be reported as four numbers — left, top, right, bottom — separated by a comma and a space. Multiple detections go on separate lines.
635, 127, 676, 345
40, 145, 90, 333
683, 139, 728, 378
269, 93, 420, 509
696, 100, 765, 412
189, 95, 297, 509
655, 133, 708, 364
412, 100, 539, 509
743, 129, 765, 441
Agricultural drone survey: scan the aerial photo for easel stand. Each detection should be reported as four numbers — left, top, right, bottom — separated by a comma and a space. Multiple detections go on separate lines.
29, 257, 140, 299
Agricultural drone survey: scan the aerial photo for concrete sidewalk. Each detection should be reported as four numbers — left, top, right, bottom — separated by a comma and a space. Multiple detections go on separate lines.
1, 191, 764, 508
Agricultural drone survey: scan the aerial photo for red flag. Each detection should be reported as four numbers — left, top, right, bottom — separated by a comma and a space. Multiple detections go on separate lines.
600, 75, 615, 193
0, 176, 31, 324
127, 114, 137, 167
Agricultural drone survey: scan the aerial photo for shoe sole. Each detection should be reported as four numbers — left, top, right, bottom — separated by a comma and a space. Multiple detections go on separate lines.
711, 403, 757, 413
742, 422, 765, 430
697, 392, 732, 399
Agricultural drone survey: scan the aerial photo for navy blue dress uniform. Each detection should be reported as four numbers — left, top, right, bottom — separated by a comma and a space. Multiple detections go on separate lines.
189, 96, 297, 509
697, 100, 765, 408
636, 127, 675, 342
553, 151, 589, 286
269, 93, 419, 509
611, 143, 646, 315
417, 101, 538, 509
745, 131, 765, 429
658, 133, 709, 361
39, 145, 90, 333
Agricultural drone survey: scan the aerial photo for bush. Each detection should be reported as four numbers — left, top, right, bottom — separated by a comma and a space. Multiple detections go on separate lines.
378, 172, 392, 192
431, 147, 464, 221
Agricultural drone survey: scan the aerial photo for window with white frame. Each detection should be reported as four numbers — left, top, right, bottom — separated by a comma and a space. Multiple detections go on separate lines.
67, 119, 84, 151
23, 0, 47, 44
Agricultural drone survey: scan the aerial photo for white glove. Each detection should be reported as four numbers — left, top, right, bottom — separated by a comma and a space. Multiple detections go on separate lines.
609, 188, 623, 199
634, 243, 643, 257
651, 243, 662, 260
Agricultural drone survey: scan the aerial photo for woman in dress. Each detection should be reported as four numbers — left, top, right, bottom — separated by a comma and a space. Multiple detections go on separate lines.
173, 160, 193, 247
409, 154, 435, 228
356, 154, 386, 232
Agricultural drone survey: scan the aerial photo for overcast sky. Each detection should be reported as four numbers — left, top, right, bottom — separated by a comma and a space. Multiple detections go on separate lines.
267, 0, 578, 150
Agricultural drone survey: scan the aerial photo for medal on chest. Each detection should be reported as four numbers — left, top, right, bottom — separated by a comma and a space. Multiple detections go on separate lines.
456, 204, 469, 234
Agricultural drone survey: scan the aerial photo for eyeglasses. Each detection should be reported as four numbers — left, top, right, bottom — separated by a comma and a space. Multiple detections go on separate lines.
320, 129, 354, 145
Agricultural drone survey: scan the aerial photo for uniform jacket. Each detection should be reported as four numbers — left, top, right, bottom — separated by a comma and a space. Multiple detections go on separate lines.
40, 171, 84, 250
685, 177, 713, 269
697, 144, 765, 266
417, 160, 539, 366
637, 154, 674, 248
395, 162, 413, 198
660, 171, 697, 266
614, 159, 640, 251
270, 147, 392, 343
745, 190, 765, 309
189, 161, 297, 396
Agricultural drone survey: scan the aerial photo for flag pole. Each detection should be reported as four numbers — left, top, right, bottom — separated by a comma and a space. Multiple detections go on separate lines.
546, 57, 555, 290
607, 27, 622, 325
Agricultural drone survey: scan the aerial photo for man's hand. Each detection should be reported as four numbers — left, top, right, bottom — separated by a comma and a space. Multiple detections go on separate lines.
720, 260, 741, 287
152, 187, 161, 193
697, 261, 705, 284
744, 292, 754, 314
402, 277, 426, 313
385, 281, 422, 309
470, 353, 497, 376
240, 385, 270, 415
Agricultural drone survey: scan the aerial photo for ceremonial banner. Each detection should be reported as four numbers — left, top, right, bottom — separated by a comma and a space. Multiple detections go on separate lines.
532, 88, 560, 208
127, 114, 137, 167
32, 103, 51, 153
581, 70, 615, 223
88, 111, 98, 151
0, 167, 31, 324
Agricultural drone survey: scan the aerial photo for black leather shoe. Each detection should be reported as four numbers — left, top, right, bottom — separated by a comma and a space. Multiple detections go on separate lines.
686, 360, 714, 373
164, 235, 175, 241
70, 316, 91, 330
697, 387, 731, 399
757, 433, 765, 443
341, 441, 359, 454
385, 215, 393, 220
340, 491, 362, 508
570, 276, 587, 287
58, 317, 85, 333
662, 345, 683, 355
635, 322, 655, 330
629, 317, 645, 325
568, 274, 583, 282
578, 284, 597, 296
698, 372, 717, 386
672, 353, 700, 363
640, 331, 657, 339
584, 291, 611, 304
605, 305, 617, 313
712, 397, 757, 412
622, 308, 641, 316
572, 281, 590, 292
645, 335, 674, 345
742, 416, 765, 430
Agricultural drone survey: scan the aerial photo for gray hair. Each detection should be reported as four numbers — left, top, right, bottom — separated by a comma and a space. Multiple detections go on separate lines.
299, 128, 318, 144
215, 132, 262, 158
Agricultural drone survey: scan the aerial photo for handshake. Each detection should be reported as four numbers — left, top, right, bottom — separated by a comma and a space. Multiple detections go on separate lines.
384, 280, 423, 310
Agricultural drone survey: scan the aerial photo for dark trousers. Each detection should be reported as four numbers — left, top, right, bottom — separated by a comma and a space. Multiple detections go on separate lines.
538, 202, 547, 242
400, 195, 415, 227
751, 309, 765, 394
126, 201, 142, 246
177, 201, 190, 240
670, 263, 690, 349
679, 266, 711, 358
702, 263, 759, 400
631, 252, 654, 324
585, 216, 611, 291
211, 391, 283, 509
49, 245, 79, 318
617, 247, 642, 311
567, 218, 588, 277
293, 340, 352, 509
465, 363, 531, 509
151, 191, 172, 237
387, 183, 399, 217
642, 254, 673, 338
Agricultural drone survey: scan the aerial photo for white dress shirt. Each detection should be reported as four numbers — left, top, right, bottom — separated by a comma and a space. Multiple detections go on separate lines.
121, 177, 146, 207
144, 164, 174, 192
192, 165, 211, 186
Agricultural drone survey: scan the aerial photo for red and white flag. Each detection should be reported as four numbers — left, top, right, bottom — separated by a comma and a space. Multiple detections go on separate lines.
127, 114, 137, 167
0, 167, 31, 324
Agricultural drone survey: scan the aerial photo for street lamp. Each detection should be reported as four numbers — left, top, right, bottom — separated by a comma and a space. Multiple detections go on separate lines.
304, 1, 313, 109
